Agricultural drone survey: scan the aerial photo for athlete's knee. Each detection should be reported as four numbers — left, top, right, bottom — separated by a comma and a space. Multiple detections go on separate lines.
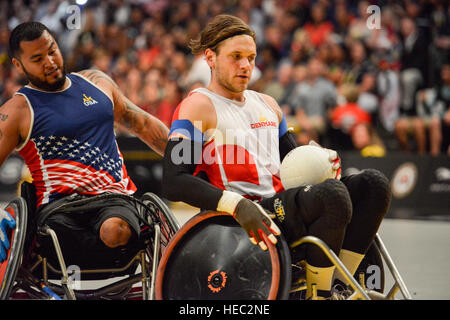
311, 179, 353, 228
99, 217, 132, 248
358, 169, 392, 216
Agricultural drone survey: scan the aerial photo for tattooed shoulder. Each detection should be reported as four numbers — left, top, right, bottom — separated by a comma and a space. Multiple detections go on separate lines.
78, 70, 119, 89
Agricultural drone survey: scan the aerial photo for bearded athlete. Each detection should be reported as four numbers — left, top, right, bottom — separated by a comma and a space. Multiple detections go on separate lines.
0, 22, 169, 259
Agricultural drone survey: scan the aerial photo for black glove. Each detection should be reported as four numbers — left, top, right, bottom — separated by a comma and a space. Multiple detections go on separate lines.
233, 198, 281, 251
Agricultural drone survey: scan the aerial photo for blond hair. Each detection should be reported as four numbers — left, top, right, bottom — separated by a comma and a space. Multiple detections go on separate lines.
341, 83, 360, 103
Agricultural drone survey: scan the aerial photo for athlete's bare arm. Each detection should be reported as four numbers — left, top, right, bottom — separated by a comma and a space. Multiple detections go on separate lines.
169, 92, 217, 139
0, 95, 31, 167
77, 69, 169, 156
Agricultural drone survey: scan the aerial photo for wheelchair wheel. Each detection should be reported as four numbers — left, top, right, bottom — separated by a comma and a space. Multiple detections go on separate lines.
0, 197, 27, 300
140, 192, 180, 249
155, 211, 291, 300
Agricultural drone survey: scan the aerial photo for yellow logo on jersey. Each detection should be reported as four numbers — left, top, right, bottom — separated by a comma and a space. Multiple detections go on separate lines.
259, 114, 268, 122
83, 94, 98, 107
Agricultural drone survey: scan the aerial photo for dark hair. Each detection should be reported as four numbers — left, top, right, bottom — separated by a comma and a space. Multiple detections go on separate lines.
8, 21, 51, 60
189, 14, 256, 55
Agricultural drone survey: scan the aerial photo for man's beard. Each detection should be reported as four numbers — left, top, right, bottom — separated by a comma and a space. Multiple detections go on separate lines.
215, 63, 249, 94
22, 64, 67, 92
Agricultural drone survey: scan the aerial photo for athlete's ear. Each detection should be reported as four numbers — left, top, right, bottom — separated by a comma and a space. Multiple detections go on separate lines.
204, 48, 216, 69
11, 57, 25, 76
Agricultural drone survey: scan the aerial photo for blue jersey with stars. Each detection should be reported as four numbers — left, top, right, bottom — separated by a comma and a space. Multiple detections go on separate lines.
16, 73, 136, 207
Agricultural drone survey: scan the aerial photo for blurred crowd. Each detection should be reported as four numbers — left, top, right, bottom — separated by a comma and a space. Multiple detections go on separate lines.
0, 0, 449, 157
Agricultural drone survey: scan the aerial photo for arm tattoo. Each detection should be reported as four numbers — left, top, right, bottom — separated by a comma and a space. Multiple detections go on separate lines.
79, 69, 119, 89
79, 70, 168, 154
119, 99, 169, 155
0, 113, 8, 121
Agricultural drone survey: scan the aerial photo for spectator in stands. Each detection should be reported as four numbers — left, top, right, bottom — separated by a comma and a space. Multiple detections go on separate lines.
154, 81, 182, 128
347, 0, 373, 43
263, 62, 296, 110
439, 65, 450, 155
343, 39, 376, 85
332, 84, 372, 133
287, 57, 337, 145
416, 64, 450, 156
332, 1, 356, 43
287, 28, 314, 66
399, 16, 430, 117
326, 40, 349, 86
330, 84, 386, 156
376, 55, 402, 136
280, 63, 308, 119
393, 16, 434, 155
303, 2, 334, 49
342, 40, 380, 121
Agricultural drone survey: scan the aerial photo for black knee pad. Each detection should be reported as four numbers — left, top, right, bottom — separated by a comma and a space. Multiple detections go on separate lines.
356, 169, 392, 215
307, 179, 353, 228
360, 169, 391, 193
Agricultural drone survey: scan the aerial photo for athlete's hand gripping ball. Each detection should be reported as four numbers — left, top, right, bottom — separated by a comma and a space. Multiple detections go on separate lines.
234, 198, 281, 251
0, 208, 16, 262
309, 140, 341, 180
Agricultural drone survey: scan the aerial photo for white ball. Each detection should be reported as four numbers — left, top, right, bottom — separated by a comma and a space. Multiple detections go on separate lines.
280, 145, 334, 189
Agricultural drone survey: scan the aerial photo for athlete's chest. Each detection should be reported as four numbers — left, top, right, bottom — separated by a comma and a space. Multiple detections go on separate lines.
30, 80, 114, 139
216, 100, 278, 134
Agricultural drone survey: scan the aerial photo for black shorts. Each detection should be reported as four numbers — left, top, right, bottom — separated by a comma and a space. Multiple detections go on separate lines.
42, 196, 141, 250
37, 195, 142, 269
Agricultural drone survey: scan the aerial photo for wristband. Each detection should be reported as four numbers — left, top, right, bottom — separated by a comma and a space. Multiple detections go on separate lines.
217, 190, 244, 215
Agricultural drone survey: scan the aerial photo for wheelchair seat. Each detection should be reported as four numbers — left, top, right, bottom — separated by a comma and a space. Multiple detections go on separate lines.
31, 194, 148, 280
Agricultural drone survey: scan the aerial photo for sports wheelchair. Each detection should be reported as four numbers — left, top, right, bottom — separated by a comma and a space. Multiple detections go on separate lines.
0, 182, 180, 300
155, 211, 413, 300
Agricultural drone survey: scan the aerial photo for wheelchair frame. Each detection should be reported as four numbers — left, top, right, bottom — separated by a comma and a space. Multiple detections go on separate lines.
2, 192, 180, 300
289, 234, 412, 300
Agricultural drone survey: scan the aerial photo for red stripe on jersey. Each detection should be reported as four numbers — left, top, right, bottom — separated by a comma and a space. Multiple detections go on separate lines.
193, 140, 225, 190
194, 141, 260, 189
272, 175, 284, 193
217, 144, 259, 185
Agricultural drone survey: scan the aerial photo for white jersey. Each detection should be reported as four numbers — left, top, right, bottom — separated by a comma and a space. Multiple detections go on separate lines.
191, 87, 283, 200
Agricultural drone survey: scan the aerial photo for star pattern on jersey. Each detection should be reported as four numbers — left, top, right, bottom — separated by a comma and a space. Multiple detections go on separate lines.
31, 135, 124, 180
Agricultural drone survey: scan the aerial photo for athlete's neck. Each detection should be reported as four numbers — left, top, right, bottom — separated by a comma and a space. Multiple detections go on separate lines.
207, 83, 246, 103
28, 76, 70, 92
